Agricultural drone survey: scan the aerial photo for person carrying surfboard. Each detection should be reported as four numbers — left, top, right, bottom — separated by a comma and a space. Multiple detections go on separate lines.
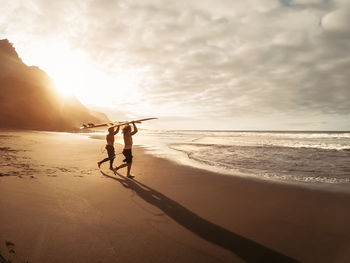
114, 121, 138, 178
97, 126, 120, 171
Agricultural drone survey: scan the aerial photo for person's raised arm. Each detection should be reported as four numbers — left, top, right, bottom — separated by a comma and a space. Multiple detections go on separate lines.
131, 122, 138, 135
114, 125, 120, 135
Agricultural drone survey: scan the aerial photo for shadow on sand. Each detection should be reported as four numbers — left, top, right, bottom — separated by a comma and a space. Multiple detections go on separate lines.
100, 170, 298, 263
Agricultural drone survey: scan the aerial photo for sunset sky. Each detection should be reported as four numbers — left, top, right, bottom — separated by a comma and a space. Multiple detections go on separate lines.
1, 0, 349, 130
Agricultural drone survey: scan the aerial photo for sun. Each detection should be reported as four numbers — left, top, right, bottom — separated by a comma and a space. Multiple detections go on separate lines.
28, 42, 141, 107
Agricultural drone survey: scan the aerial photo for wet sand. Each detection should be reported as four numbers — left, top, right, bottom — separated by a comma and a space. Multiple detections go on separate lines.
0, 131, 349, 263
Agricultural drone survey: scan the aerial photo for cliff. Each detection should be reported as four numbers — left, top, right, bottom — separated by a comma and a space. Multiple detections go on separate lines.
0, 39, 109, 131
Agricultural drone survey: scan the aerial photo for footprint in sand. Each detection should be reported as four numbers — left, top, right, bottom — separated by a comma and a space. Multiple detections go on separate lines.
3, 241, 30, 263
5, 241, 15, 254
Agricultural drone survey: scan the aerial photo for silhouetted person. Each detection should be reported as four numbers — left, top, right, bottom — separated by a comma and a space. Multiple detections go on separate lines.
98, 126, 120, 171
114, 122, 138, 178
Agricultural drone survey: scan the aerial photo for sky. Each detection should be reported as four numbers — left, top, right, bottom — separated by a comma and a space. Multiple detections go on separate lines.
0, 0, 350, 130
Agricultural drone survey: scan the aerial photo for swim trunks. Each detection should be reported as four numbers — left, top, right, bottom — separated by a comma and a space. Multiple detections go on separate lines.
122, 149, 133, 164
105, 145, 115, 159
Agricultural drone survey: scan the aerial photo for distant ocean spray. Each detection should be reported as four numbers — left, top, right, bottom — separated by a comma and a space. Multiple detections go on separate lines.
136, 130, 350, 185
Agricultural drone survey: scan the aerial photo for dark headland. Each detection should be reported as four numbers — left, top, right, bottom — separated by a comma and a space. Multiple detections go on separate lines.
0, 39, 108, 131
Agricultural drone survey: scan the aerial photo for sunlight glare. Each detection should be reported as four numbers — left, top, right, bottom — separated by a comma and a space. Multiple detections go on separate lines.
31, 43, 142, 107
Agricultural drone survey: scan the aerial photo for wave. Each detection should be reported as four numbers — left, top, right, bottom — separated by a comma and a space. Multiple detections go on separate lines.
136, 130, 350, 185
143, 130, 350, 151
168, 143, 350, 184
342, 148, 350, 152
170, 141, 350, 152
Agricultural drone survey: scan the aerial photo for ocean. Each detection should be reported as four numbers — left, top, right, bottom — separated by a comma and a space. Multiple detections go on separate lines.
135, 130, 350, 185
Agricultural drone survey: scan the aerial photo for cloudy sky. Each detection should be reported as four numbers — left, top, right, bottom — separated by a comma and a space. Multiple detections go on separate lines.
1, 0, 349, 130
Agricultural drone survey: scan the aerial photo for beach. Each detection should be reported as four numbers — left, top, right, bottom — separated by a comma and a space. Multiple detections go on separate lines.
0, 131, 350, 263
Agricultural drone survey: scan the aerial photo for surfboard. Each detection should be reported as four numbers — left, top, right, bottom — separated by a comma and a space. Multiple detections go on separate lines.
80, 118, 158, 130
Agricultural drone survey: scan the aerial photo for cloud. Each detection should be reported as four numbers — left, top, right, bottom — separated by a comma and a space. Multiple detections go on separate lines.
1, 0, 349, 129
322, 8, 350, 35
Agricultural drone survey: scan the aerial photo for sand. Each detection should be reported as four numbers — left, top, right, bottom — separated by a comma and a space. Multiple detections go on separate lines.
0, 131, 349, 263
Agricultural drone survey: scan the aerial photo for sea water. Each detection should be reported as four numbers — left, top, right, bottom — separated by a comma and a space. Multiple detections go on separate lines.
135, 130, 350, 185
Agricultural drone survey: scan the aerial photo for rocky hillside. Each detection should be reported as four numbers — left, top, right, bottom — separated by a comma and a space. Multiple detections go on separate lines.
0, 39, 108, 131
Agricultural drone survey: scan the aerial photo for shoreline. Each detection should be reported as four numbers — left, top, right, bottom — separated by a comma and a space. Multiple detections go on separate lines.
0, 131, 349, 262
85, 131, 350, 194
137, 144, 350, 194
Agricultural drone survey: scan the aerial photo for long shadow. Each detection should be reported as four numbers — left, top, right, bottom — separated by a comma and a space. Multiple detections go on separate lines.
100, 171, 298, 263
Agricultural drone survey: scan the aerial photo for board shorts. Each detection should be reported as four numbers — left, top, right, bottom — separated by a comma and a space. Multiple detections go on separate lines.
122, 149, 133, 164
105, 145, 115, 159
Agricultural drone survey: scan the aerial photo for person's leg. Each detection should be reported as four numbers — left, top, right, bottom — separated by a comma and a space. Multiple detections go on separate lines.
116, 163, 128, 170
107, 146, 115, 170
126, 149, 133, 177
98, 145, 115, 169
98, 157, 110, 168
109, 157, 115, 170
115, 149, 133, 177
115, 163, 133, 177
126, 163, 132, 176
116, 149, 129, 171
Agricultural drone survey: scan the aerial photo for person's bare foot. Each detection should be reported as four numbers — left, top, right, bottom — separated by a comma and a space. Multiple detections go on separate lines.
127, 174, 135, 179
113, 167, 118, 175
97, 162, 101, 168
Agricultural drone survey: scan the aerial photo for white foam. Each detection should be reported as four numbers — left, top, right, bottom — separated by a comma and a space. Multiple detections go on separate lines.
135, 130, 350, 185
